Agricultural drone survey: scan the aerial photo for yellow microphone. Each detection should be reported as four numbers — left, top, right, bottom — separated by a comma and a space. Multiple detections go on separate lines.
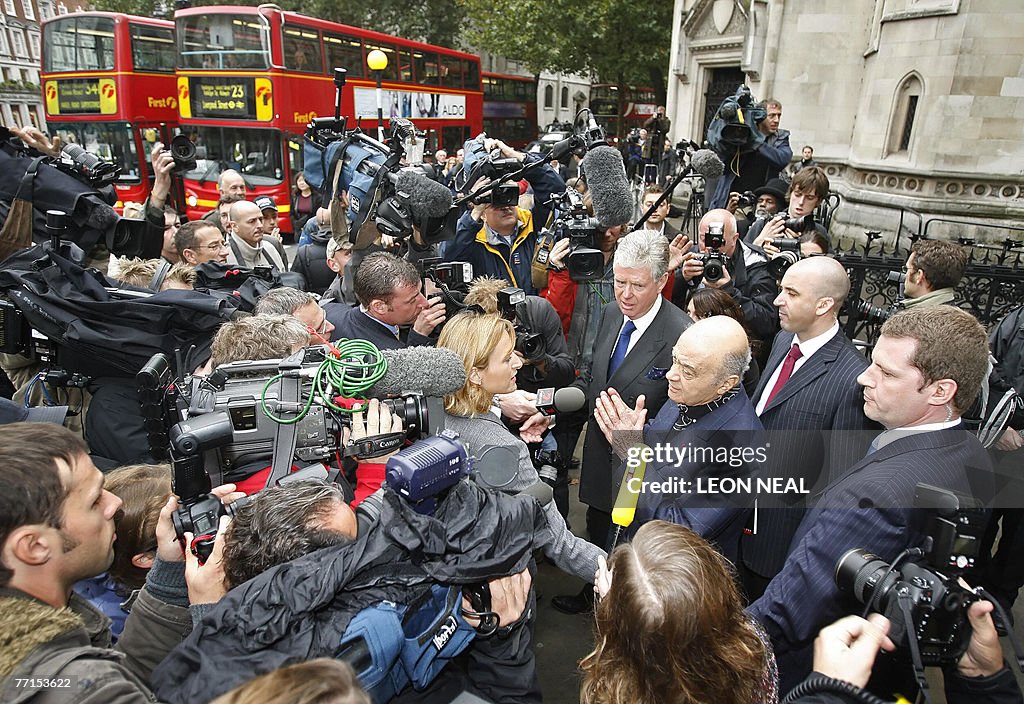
611, 445, 649, 528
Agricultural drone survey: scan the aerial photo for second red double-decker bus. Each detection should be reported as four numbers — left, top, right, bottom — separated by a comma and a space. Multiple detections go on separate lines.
40, 12, 179, 211
590, 83, 658, 138
174, 6, 483, 234
482, 72, 537, 149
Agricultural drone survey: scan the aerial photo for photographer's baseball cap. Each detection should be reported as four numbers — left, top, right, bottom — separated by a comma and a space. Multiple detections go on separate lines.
753, 178, 788, 206
326, 236, 353, 259
254, 196, 278, 213
0, 397, 68, 426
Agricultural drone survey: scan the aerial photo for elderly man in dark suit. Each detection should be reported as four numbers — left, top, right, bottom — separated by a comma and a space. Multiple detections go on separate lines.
551, 229, 690, 614
748, 306, 995, 691
595, 316, 764, 563
738, 255, 875, 601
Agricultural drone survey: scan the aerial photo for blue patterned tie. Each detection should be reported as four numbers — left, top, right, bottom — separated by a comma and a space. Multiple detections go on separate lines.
608, 320, 636, 378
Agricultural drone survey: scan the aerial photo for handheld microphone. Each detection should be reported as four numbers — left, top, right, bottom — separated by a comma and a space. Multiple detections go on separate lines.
580, 146, 633, 228
535, 386, 587, 417
367, 346, 467, 398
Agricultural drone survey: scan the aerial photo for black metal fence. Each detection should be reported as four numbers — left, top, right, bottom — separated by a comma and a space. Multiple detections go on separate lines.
832, 216, 1024, 347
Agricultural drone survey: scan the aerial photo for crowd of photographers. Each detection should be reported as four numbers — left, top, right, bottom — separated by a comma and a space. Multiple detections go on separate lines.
0, 102, 1022, 704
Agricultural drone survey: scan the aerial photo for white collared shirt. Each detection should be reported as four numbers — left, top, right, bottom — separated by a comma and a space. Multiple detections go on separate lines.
869, 418, 962, 453
617, 294, 663, 358
756, 321, 840, 415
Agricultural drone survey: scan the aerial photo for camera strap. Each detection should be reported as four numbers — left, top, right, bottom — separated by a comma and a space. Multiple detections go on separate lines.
343, 431, 405, 459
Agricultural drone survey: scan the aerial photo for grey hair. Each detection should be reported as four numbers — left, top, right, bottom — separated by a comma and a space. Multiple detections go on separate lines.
720, 345, 752, 388
614, 229, 670, 281
221, 480, 350, 589
209, 314, 310, 368
254, 287, 317, 316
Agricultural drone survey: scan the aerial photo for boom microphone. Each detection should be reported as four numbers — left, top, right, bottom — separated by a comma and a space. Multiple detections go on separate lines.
395, 169, 454, 219
367, 346, 467, 397
690, 149, 724, 179
580, 146, 634, 228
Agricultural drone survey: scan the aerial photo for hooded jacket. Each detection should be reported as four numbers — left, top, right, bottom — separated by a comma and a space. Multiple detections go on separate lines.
152, 481, 553, 704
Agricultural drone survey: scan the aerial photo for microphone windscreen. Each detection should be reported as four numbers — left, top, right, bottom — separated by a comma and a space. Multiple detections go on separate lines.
396, 169, 454, 219
691, 149, 725, 179
580, 146, 633, 228
553, 386, 587, 413
368, 346, 467, 398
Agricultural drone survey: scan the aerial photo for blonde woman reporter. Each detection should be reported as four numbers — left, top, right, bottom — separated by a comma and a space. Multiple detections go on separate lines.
438, 313, 604, 581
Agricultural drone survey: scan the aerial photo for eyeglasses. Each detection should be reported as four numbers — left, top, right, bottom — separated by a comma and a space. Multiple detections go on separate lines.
199, 240, 230, 252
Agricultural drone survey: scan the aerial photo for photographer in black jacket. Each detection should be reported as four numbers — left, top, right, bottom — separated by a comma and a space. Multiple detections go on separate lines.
672, 208, 779, 343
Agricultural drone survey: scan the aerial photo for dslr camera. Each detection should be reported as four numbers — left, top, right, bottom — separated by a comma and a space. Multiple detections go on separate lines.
497, 287, 545, 361
698, 222, 730, 283
773, 212, 816, 234
765, 238, 802, 281
168, 134, 198, 174
735, 190, 757, 209
849, 271, 905, 324
834, 484, 990, 667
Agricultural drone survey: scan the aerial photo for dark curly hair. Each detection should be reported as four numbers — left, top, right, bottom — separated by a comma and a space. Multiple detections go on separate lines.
580, 521, 770, 704
221, 480, 354, 589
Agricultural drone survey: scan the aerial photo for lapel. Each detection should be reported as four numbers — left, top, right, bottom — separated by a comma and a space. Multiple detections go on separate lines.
609, 303, 670, 388
592, 304, 622, 386
753, 331, 794, 401
822, 426, 957, 495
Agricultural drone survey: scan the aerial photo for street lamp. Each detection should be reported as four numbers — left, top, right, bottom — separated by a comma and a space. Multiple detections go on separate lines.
367, 49, 388, 142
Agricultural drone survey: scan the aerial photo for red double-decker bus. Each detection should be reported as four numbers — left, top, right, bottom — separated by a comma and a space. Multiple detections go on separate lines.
174, 6, 483, 234
482, 72, 537, 149
40, 12, 179, 211
590, 83, 658, 138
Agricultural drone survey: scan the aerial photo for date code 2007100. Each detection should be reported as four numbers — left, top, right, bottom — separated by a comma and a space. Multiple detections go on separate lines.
13, 678, 73, 688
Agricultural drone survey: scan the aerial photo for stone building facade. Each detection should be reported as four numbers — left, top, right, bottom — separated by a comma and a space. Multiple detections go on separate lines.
666, 0, 1024, 241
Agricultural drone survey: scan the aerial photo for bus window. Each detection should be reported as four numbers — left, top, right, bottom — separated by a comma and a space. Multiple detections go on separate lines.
283, 26, 323, 73
287, 135, 303, 177
49, 122, 141, 183
130, 23, 175, 72
396, 48, 413, 82
439, 56, 461, 89
413, 51, 440, 86
323, 33, 364, 78
463, 59, 480, 91
183, 126, 282, 186
178, 14, 269, 70
44, 15, 115, 72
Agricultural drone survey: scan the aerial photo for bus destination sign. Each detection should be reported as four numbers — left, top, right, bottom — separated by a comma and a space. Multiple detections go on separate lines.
190, 77, 256, 119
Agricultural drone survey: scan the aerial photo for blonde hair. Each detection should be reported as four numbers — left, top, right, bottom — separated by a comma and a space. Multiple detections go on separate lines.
463, 276, 511, 315
114, 258, 196, 291
209, 658, 370, 704
439, 313, 516, 416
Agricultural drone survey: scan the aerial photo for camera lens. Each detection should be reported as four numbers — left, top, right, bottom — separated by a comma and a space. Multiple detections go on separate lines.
170, 133, 197, 161
382, 395, 428, 440
835, 548, 894, 607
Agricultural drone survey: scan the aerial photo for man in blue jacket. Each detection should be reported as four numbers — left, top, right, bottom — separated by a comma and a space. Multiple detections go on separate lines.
446, 138, 565, 295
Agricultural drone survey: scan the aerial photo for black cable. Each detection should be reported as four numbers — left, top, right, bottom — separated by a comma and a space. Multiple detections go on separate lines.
781, 674, 892, 704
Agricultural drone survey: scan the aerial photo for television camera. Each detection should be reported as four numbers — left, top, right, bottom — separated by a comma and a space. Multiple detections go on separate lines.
536, 185, 604, 282
707, 85, 768, 154
303, 68, 455, 251
138, 342, 443, 558
0, 125, 162, 260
